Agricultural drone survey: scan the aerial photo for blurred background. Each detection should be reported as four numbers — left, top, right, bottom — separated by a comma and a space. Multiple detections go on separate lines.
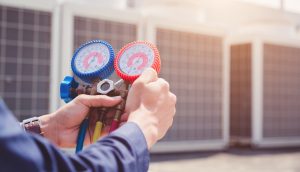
0, 0, 300, 171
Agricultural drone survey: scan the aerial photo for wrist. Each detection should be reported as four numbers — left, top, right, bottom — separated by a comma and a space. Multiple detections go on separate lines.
39, 113, 57, 143
128, 110, 158, 149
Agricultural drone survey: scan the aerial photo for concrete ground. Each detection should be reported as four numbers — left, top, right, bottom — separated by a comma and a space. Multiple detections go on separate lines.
149, 148, 300, 172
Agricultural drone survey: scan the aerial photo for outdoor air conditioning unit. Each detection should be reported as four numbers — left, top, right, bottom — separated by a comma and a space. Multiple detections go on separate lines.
0, 0, 59, 119
229, 35, 300, 148
145, 16, 230, 152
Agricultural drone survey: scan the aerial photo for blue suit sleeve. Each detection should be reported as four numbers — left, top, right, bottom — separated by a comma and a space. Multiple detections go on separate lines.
0, 100, 150, 172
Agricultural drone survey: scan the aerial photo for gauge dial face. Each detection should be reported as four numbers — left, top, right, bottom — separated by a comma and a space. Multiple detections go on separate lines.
118, 44, 154, 76
74, 43, 110, 74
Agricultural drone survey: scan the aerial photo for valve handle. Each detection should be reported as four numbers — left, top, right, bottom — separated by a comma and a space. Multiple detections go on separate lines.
60, 76, 79, 103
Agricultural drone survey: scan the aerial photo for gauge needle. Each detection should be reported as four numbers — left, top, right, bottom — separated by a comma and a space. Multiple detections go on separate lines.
86, 56, 96, 69
90, 56, 96, 64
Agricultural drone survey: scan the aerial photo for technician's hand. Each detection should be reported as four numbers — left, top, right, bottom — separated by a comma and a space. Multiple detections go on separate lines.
39, 95, 121, 147
125, 68, 177, 149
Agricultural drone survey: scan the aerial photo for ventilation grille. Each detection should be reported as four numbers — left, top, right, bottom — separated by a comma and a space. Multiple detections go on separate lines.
156, 28, 223, 141
263, 43, 300, 138
0, 5, 51, 120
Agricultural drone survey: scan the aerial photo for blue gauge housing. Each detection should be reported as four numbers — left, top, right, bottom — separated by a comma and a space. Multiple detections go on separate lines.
71, 40, 115, 83
60, 76, 79, 103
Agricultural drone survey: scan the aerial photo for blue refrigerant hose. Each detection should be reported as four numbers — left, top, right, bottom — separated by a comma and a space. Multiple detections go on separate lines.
75, 118, 89, 153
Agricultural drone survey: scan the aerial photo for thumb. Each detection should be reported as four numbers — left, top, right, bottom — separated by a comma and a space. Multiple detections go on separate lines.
73, 95, 122, 108
134, 68, 158, 84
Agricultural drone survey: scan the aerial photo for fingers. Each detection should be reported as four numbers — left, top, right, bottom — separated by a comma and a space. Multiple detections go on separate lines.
146, 78, 170, 95
169, 92, 177, 104
121, 113, 129, 122
156, 78, 170, 91
134, 68, 158, 85
74, 95, 122, 108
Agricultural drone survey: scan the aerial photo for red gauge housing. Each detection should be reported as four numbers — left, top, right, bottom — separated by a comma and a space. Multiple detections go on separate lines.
114, 41, 161, 84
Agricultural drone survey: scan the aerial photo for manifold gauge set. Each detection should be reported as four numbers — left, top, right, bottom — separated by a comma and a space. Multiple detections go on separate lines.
60, 40, 161, 153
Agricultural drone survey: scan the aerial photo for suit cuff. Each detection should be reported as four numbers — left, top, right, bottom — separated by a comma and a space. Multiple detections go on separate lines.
110, 122, 150, 171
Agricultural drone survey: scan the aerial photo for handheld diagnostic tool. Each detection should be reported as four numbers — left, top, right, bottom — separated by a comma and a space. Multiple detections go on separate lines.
59, 40, 161, 153
71, 40, 115, 83
109, 41, 161, 132
61, 40, 115, 153
114, 41, 161, 83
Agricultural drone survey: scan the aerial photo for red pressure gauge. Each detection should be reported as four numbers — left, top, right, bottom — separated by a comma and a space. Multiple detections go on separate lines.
114, 41, 161, 83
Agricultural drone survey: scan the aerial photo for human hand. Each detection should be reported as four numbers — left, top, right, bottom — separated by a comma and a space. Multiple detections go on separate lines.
125, 68, 177, 149
39, 95, 121, 147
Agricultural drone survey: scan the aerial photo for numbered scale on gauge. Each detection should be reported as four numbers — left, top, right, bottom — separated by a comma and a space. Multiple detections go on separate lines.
114, 41, 161, 83
71, 40, 115, 83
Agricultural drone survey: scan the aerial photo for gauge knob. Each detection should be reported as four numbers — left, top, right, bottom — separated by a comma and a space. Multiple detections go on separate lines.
114, 41, 161, 83
60, 76, 79, 103
71, 40, 115, 83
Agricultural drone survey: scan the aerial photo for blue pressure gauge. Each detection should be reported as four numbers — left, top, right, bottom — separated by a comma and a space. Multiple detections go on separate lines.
71, 40, 115, 83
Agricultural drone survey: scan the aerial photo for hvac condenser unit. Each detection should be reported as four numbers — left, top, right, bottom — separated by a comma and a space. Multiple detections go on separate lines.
229, 35, 300, 148
0, 0, 59, 119
146, 17, 230, 152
